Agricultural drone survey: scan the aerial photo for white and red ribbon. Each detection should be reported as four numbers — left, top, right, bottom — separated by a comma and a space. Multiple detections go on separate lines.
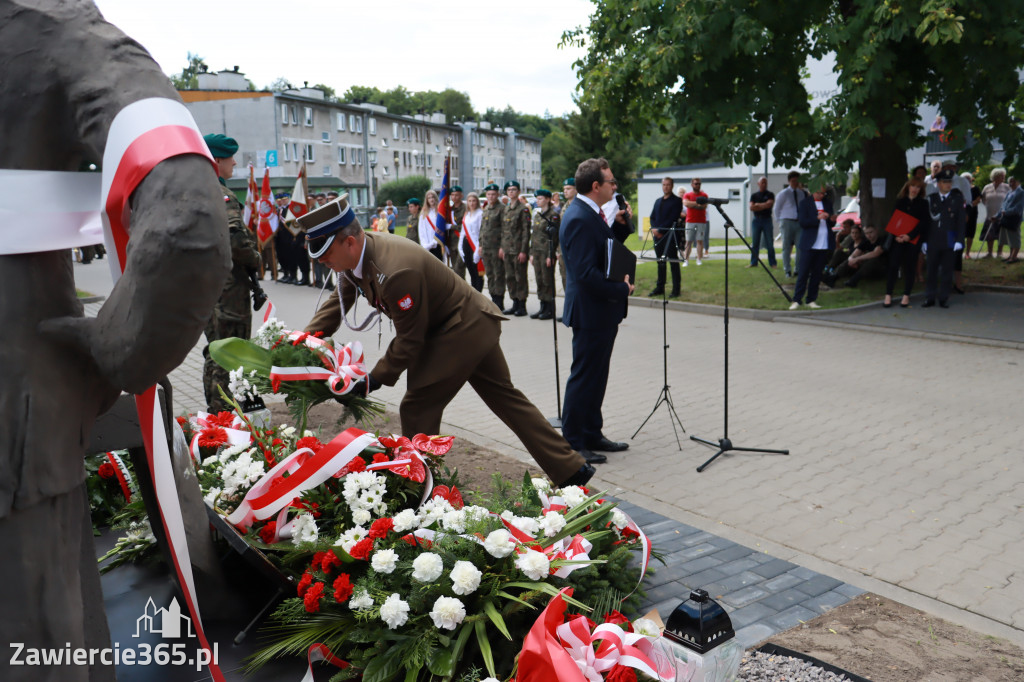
105, 451, 134, 502
268, 333, 367, 396
300, 643, 349, 682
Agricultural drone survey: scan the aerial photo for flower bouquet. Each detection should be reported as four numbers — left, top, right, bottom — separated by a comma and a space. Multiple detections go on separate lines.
85, 449, 136, 529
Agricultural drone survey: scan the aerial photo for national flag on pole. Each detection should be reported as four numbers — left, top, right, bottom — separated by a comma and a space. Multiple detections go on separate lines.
433, 154, 450, 253
242, 164, 257, 231
286, 163, 309, 223
256, 167, 278, 245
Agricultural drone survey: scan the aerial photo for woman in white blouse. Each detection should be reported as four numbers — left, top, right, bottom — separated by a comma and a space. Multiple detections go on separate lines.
418, 189, 444, 261
459, 192, 484, 291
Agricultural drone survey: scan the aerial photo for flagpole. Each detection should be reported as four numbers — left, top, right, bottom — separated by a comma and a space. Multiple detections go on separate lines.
444, 139, 453, 268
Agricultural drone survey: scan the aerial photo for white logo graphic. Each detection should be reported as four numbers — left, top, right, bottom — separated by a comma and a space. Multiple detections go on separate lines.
134, 597, 195, 639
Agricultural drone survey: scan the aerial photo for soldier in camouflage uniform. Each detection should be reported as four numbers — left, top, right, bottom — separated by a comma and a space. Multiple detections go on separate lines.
406, 197, 421, 244
480, 183, 506, 310
529, 189, 558, 320
202, 134, 262, 413
558, 178, 576, 291
447, 186, 467, 279
500, 180, 531, 316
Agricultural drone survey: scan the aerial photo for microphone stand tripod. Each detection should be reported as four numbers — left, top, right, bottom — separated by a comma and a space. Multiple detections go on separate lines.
632, 225, 686, 448
691, 203, 789, 471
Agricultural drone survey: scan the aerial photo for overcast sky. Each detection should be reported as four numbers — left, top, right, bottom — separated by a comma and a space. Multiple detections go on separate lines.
93, 0, 595, 118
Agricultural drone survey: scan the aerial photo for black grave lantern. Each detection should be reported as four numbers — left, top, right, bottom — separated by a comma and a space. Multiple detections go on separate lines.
663, 589, 736, 654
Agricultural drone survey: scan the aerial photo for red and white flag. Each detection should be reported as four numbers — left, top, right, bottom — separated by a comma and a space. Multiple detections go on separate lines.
286, 163, 309, 223
257, 167, 278, 245
242, 164, 257, 231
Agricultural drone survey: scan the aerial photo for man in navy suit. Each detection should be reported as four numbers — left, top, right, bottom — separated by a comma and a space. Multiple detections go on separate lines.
560, 158, 635, 464
790, 185, 836, 310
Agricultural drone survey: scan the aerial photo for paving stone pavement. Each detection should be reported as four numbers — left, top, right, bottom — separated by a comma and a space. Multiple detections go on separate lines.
74, 257, 1024, 647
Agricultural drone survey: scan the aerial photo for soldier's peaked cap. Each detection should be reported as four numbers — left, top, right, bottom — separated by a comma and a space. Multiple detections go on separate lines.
299, 194, 356, 258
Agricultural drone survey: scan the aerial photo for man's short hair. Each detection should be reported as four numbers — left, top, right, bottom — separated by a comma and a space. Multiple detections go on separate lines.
662, 177, 674, 187
757, 176, 767, 183
575, 158, 609, 194
787, 170, 801, 180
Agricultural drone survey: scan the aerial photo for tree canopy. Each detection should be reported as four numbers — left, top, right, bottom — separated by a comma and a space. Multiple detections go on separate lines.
564, 0, 1024, 225
342, 85, 476, 124
169, 52, 207, 90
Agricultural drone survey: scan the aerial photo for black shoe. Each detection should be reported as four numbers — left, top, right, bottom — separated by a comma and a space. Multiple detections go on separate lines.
844, 279, 858, 288
297, 276, 309, 286
922, 299, 936, 308
530, 304, 543, 319
648, 286, 665, 297
669, 288, 680, 298
280, 274, 295, 284
314, 278, 323, 288
939, 300, 950, 308
492, 295, 505, 311
514, 300, 528, 317
953, 285, 965, 294
537, 302, 554, 320
556, 316, 563, 323
503, 302, 517, 315
558, 463, 596, 488
578, 449, 607, 464
587, 436, 629, 453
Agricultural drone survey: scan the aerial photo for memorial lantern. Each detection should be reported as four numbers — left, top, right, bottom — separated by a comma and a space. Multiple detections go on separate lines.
652, 589, 743, 681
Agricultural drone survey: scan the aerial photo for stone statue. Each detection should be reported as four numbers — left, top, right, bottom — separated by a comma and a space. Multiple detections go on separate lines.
0, 1, 230, 679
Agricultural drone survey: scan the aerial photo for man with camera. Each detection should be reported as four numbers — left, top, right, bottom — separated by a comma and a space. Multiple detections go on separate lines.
648, 177, 683, 297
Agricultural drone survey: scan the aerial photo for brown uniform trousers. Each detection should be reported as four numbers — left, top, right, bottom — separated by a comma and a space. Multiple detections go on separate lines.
305, 232, 583, 483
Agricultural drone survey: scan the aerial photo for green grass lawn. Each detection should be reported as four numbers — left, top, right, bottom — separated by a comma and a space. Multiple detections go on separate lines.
77, 289, 93, 298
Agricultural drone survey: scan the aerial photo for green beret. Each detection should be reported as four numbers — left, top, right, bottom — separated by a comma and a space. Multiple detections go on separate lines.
484, 183, 500, 192
564, 178, 575, 187
504, 180, 521, 190
451, 185, 463, 193
407, 197, 422, 206
203, 133, 238, 159
536, 189, 552, 198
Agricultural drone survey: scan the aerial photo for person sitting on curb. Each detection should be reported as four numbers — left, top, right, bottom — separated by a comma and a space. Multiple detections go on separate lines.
824, 224, 886, 288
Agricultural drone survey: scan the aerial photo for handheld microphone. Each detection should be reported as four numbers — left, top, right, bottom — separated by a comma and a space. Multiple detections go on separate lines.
697, 196, 729, 206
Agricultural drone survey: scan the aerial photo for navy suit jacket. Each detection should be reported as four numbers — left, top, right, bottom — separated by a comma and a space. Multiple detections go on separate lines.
560, 198, 631, 330
797, 195, 837, 251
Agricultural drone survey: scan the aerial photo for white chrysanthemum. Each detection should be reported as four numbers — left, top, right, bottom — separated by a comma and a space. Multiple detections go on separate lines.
484, 529, 516, 558
516, 549, 551, 580
291, 513, 319, 545
511, 515, 540, 537
462, 505, 490, 524
611, 509, 629, 530
334, 525, 368, 552
371, 548, 399, 574
412, 552, 444, 583
254, 318, 287, 348
449, 560, 482, 595
203, 487, 221, 506
379, 593, 410, 629
429, 596, 467, 631
227, 367, 259, 401
441, 509, 466, 533
633, 618, 661, 638
559, 485, 587, 508
392, 508, 421, 532
419, 497, 453, 526
349, 590, 374, 611
499, 509, 515, 522
481, 678, 500, 682
539, 511, 567, 537
351, 509, 372, 526
281, 425, 297, 437
531, 478, 551, 493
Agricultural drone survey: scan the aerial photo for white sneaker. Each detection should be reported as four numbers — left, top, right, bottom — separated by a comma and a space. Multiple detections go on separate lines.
682, 260, 688, 267
808, 301, 821, 309
789, 301, 800, 310
696, 259, 703, 265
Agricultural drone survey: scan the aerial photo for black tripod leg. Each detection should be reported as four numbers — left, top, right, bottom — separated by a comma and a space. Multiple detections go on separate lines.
696, 448, 727, 473
730, 445, 790, 455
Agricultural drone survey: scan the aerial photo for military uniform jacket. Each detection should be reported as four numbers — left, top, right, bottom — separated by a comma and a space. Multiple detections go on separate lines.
926, 189, 966, 251
501, 201, 531, 254
481, 202, 504, 243
217, 180, 261, 322
304, 232, 506, 389
530, 208, 559, 256
406, 213, 419, 243
451, 202, 466, 236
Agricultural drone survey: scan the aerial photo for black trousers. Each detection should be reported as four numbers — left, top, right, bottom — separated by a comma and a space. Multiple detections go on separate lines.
562, 325, 618, 451
462, 239, 484, 291
793, 248, 828, 304
652, 227, 681, 289
925, 247, 955, 302
886, 241, 919, 296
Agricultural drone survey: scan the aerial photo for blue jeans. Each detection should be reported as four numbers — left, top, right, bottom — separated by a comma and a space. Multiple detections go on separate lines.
750, 216, 776, 266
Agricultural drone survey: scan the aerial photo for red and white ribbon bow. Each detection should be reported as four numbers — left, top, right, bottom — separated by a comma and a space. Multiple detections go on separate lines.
268, 333, 367, 396
188, 411, 252, 461
300, 643, 349, 682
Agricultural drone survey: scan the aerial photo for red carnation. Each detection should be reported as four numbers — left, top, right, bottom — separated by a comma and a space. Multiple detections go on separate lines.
368, 517, 394, 539
346, 457, 366, 474
312, 551, 327, 569
371, 452, 390, 464
175, 416, 188, 429
197, 427, 228, 449
97, 462, 116, 480
606, 665, 638, 682
603, 610, 633, 631
320, 550, 341, 574
258, 521, 277, 544
271, 438, 284, 447
348, 537, 373, 560
332, 573, 354, 603
296, 571, 313, 598
262, 446, 276, 468
292, 332, 310, 346
303, 581, 325, 613
296, 436, 323, 453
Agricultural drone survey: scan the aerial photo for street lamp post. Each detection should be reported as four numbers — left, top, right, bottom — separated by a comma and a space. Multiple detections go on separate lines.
394, 150, 401, 181
368, 148, 378, 208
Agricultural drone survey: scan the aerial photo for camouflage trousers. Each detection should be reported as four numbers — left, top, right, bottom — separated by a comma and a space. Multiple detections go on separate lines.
482, 248, 505, 300
203, 315, 251, 413
504, 251, 529, 301
531, 250, 555, 303
446, 230, 465, 279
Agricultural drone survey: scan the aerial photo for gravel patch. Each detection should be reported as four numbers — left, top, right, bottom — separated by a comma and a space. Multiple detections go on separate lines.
739, 650, 859, 681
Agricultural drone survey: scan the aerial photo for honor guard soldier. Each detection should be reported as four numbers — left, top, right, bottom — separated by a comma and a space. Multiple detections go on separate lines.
529, 189, 558, 320
447, 185, 467, 279
300, 195, 595, 488
922, 168, 966, 308
202, 133, 262, 413
500, 180, 531, 316
405, 197, 421, 244
480, 183, 507, 310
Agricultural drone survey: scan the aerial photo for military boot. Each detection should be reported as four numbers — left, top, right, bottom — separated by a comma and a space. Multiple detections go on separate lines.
529, 302, 544, 319
503, 300, 518, 315
514, 299, 528, 317
537, 301, 554, 320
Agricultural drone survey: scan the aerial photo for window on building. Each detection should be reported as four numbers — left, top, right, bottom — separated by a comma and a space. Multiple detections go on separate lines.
304, 144, 315, 162
393, 122, 399, 138
323, 165, 330, 176
291, 142, 299, 160
281, 103, 289, 125
304, 107, 313, 126
357, 148, 364, 165
426, 130, 431, 143
322, 131, 331, 143
415, 127, 420, 142
383, 167, 389, 176
381, 138, 388, 147
435, 169, 441, 177
434, 145, 440, 153
338, 147, 346, 164
369, 118, 376, 135
427, 155, 432, 168
355, 117, 363, 133
283, 144, 290, 161
337, 113, 346, 131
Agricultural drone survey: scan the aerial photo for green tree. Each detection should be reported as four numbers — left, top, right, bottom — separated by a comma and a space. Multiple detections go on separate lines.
169, 52, 206, 90
312, 83, 337, 102
376, 175, 432, 208
268, 77, 294, 92
345, 85, 385, 104
564, 1, 1024, 227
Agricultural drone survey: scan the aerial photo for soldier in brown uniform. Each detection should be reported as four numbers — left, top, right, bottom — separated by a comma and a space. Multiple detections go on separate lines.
500, 180, 531, 316
300, 197, 598, 487
447, 185, 467, 279
405, 197, 421, 244
480, 183, 506, 310
202, 134, 262, 413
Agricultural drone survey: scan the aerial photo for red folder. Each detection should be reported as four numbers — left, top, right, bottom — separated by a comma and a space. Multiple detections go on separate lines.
886, 209, 920, 244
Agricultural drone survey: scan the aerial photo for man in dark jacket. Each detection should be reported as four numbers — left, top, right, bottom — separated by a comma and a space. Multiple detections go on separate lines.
790, 186, 836, 310
922, 169, 966, 307
648, 177, 684, 297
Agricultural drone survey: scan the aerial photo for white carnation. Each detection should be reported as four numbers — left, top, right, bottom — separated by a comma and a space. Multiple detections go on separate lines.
334, 525, 368, 553
392, 508, 421, 532
351, 509, 372, 526
203, 487, 221, 506
441, 509, 467, 533
531, 478, 551, 493
379, 593, 410, 629
349, 590, 374, 611
484, 529, 516, 558
290, 513, 319, 545
371, 548, 399, 574
633, 618, 661, 638
511, 515, 540, 536
559, 485, 587, 508
516, 549, 551, 580
412, 552, 444, 583
539, 511, 567, 537
449, 560, 482, 595
429, 596, 467, 630
611, 509, 629, 530
281, 425, 297, 437
462, 505, 490, 523
500, 509, 515, 522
